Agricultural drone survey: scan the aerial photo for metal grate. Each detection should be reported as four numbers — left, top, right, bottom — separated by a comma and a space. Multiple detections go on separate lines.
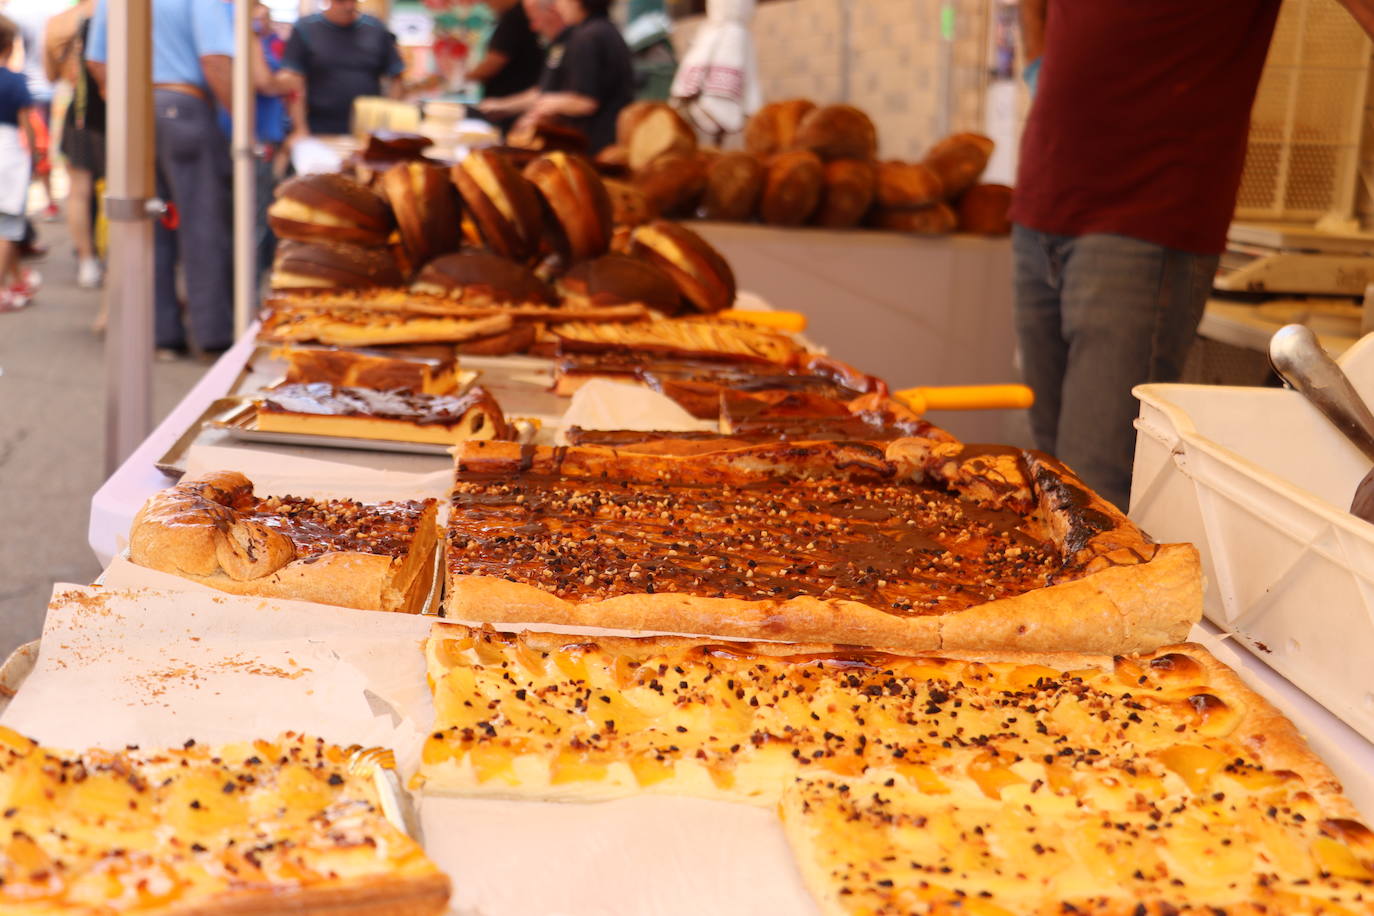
1236, 0, 1372, 222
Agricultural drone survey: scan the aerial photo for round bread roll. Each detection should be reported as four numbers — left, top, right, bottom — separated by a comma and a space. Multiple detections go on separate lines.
411, 250, 555, 304
594, 144, 631, 173
814, 159, 876, 228
270, 239, 403, 289
636, 151, 709, 218
744, 99, 816, 158
957, 183, 1013, 235
604, 179, 658, 227
629, 220, 737, 313
869, 202, 958, 235
616, 100, 668, 147
377, 160, 463, 267
558, 253, 683, 313
794, 105, 877, 161
628, 104, 698, 172
268, 174, 395, 248
875, 161, 944, 209
759, 150, 824, 226
523, 151, 615, 261
451, 148, 544, 261
703, 151, 766, 222
922, 133, 995, 198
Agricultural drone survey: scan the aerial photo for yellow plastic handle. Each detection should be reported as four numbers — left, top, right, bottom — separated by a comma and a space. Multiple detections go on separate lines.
718, 309, 808, 333
895, 384, 1035, 414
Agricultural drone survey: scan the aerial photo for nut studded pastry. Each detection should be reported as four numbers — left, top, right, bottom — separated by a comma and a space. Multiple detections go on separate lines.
270, 239, 404, 290
420, 625, 1374, 916
0, 729, 450, 915
129, 470, 440, 612
523, 151, 614, 261
411, 251, 556, 306
257, 382, 511, 446
268, 173, 395, 247
759, 150, 824, 226
628, 220, 737, 313
793, 104, 878, 161
378, 160, 463, 266
556, 254, 683, 314
744, 98, 816, 157
451, 148, 544, 261
443, 439, 1199, 652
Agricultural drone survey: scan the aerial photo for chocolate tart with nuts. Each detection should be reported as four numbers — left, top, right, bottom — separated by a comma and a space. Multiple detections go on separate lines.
420, 623, 1374, 916
129, 470, 441, 612
442, 438, 1200, 654
274, 343, 466, 395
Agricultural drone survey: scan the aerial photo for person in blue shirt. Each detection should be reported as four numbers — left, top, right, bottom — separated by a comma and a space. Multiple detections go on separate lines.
86, 0, 237, 358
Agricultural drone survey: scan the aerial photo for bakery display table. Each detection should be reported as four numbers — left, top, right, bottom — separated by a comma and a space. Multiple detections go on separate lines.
691, 223, 1017, 442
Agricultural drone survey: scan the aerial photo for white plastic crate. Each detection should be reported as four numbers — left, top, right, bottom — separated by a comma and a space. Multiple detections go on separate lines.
1131, 333, 1374, 742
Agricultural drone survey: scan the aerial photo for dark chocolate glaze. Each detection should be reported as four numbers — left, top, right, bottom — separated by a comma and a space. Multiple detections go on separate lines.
260, 382, 504, 430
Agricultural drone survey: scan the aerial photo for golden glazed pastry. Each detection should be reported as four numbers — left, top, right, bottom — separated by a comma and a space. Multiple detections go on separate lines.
450, 148, 545, 261
556, 253, 684, 314
0, 729, 450, 915
270, 239, 404, 290
523, 151, 615, 261
268, 173, 395, 247
377, 160, 463, 267
627, 220, 737, 313
419, 626, 1374, 916
275, 343, 464, 395
410, 251, 555, 306
130, 470, 441, 612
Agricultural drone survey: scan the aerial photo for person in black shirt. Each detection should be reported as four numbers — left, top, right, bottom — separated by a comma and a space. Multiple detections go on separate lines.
469, 0, 545, 133
278, 0, 405, 136
480, 0, 632, 153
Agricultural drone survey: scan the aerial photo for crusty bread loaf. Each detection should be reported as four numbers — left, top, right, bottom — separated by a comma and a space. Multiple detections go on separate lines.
411, 251, 555, 305
744, 99, 816, 157
635, 151, 709, 218
627, 104, 698, 172
268, 174, 395, 248
922, 132, 995, 198
524, 152, 615, 261
759, 150, 824, 226
814, 158, 876, 228
794, 104, 878, 161
558, 253, 683, 313
957, 183, 1013, 235
869, 201, 958, 235
629, 220, 737, 313
875, 160, 944, 209
451, 148, 544, 261
604, 178, 658, 227
616, 100, 668, 146
702, 151, 766, 222
271, 239, 404, 290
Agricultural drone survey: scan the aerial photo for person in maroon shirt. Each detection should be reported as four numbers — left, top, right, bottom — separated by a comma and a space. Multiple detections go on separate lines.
1011, 0, 1374, 509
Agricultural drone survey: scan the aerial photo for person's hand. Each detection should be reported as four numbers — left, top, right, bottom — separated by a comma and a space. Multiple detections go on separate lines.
477, 97, 510, 116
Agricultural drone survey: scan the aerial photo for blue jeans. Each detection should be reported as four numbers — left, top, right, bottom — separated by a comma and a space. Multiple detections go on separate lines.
1012, 225, 1218, 509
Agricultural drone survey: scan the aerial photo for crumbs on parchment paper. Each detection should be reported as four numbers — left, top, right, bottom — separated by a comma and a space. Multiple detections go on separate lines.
123, 654, 312, 703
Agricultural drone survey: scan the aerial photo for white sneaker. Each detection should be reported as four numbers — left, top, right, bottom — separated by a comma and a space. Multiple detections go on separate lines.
76, 258, 103, 289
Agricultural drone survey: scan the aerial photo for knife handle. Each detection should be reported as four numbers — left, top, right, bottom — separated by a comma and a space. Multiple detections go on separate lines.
895, 384, 1035, 414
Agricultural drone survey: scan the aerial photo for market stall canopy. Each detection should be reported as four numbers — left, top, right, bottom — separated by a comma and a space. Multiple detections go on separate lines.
669, 0, 760, 139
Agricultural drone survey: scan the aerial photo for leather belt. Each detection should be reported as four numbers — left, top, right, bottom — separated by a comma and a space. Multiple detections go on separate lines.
153, 82, 208, 101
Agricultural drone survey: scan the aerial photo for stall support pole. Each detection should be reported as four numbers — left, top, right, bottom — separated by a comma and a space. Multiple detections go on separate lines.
103, 0, 156, 474
231, 0, 256, 338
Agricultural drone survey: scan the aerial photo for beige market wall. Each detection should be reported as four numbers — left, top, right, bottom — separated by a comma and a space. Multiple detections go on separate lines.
673, 0, 990, 161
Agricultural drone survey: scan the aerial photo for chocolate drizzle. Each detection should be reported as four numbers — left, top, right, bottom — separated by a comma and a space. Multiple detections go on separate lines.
448, 463, 1059, 616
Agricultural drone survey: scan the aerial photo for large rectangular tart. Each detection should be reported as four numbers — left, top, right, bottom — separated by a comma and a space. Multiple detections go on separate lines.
274, 343, 467, 395
419, 623, 1374, 915
0, 728, 450, 915
256, 382, 510, 445
443, 439, 1200, 654
130, 470, 439, 612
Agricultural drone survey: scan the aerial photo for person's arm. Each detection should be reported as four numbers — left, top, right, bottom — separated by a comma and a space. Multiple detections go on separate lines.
1335, 0, 1374, 37
200, 53, 232, 109
525, 90, 595, 120
43, 2, 90, 84
466, 49, 508, 84
1019, 0, 1046, 63
478, 85, 539, 116
382, 32, 405, 99
277, 25, 308, 135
